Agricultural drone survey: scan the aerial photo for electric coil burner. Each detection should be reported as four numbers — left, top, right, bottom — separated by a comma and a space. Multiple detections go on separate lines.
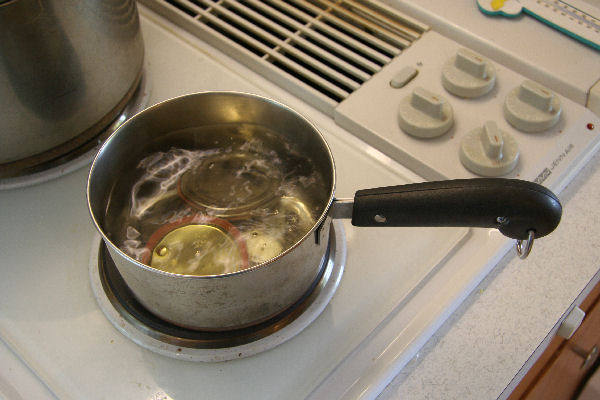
89, 221, 346, 362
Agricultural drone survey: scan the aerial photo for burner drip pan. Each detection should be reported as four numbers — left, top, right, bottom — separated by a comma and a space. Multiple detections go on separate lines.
89, 220, 345, 362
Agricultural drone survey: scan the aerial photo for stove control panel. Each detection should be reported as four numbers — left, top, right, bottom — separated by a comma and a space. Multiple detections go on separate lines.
334, 30, 600, 188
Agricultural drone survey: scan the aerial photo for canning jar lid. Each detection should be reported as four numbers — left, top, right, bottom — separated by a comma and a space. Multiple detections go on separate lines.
142, 215, 249, 276
177, 152, 281, 218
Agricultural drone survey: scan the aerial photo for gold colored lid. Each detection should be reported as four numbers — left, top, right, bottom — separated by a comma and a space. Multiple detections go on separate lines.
144, 216, 248, 276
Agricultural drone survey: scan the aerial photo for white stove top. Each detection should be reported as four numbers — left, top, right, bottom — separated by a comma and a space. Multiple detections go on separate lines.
0, 13, 468, 399
1, 2, 599, 400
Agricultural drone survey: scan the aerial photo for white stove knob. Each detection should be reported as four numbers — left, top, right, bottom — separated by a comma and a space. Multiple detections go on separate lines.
398, 87, 454, 138
504, 80, 562, 132
460, 120, 519, 176
442, 48, 496, 98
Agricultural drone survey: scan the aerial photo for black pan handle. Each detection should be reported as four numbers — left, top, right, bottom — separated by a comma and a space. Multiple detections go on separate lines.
351, 178, 562, 240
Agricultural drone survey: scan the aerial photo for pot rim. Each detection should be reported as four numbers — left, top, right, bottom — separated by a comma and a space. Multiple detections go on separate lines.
87, 91, 337, 280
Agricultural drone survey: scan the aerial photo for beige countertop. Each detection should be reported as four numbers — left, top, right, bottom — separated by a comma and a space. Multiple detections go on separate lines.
378, 144, 600, 399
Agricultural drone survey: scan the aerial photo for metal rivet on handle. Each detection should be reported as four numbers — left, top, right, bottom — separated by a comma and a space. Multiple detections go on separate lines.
374, 214, 387, 223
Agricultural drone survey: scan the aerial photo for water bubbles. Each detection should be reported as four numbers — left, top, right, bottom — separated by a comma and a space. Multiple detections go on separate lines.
111, 125, 326, 275
126, 226, 141, 239
156, 245, 168, 257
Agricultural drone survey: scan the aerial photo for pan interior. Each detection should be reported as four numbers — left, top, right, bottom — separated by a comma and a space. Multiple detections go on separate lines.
102, 121, 333, 275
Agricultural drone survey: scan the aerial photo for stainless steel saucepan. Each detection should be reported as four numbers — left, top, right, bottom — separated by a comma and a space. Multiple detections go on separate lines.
87, 92, 561, 331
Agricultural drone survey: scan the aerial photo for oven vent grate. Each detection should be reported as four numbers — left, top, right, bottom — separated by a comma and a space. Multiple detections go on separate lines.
139, 0, 429, 114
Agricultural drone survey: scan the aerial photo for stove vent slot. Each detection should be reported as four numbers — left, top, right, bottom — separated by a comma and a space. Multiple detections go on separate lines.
140, 0, 429, 114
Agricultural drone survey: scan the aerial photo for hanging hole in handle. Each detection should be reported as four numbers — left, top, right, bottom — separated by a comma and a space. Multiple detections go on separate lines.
516, 230, 535, 259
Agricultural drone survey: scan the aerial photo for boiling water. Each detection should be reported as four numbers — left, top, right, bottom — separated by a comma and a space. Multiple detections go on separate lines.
107, 124, 329, 276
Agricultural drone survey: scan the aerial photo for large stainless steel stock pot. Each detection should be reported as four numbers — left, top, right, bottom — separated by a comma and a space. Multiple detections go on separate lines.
0, 0, 144, 177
